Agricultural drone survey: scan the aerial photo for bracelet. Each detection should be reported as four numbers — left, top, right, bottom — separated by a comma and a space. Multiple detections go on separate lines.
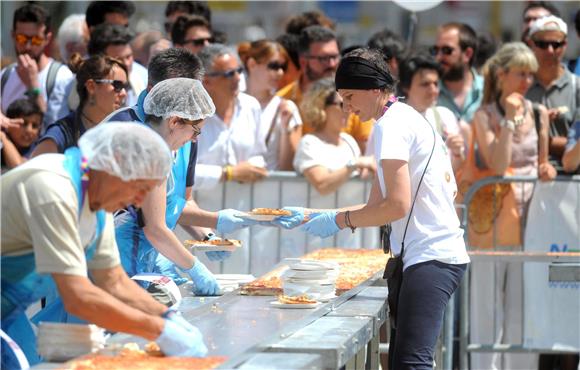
25, 87, 41, 97
223, 165, 233, 181
344, 211, 356, 233
203, 232, 216, 241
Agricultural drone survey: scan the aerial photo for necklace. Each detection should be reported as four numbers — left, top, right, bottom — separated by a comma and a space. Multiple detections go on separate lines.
80, 111, 97, 128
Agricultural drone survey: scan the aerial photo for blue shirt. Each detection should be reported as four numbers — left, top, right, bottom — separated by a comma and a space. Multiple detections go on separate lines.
34, 109, 85, 153
566, 120, 580, 151
437, 68, 484, 124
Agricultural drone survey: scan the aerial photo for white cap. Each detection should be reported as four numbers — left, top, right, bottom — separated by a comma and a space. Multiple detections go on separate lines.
78, 122, 172, 182
529, 15, 568, 37
143, 78, 216, 121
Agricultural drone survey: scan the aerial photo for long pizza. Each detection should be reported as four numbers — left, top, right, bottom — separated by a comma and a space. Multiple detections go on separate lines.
240, 248, 388, 295
184, 238, 242, 252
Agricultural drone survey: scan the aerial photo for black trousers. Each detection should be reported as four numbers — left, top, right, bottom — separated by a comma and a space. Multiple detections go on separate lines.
389, 260, 467, 370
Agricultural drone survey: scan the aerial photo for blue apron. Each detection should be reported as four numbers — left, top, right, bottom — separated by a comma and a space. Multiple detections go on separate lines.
1, 148, 105, 368
115, 142, 191, 278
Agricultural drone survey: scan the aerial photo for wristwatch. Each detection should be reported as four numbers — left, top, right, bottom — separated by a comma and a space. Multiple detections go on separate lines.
203, 232, 216, 241
346, 158, 357, 171
499, 118, 517, 132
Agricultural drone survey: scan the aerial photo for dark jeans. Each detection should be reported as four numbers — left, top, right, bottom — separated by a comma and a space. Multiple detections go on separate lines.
389, 260, 467, 370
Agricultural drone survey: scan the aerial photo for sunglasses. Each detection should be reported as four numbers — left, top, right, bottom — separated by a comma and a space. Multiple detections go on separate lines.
206, 66, 244, 78
429, 45, 455, 56
94, 79, 129, 93
14, 34, 45, 47
184, 37, 214, 47
267, 61, 288, 72
532, 39, 566, 50
179, 118, 202, 137
305, 54, 340, 64
326, 101, 343, 109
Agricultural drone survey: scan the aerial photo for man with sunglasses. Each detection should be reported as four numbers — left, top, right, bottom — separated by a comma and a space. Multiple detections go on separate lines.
432, 22, 483, 124
171, 15, 213, 55
1, 3, 73, 130
520, 1, 560, 44
526, 15, 579, 167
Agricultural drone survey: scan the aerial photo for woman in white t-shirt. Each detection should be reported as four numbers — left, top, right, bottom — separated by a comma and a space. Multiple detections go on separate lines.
294, 78, 375, 195
274, 48, 470, 370
238, 39, 302, 170
398, 52, 469, 173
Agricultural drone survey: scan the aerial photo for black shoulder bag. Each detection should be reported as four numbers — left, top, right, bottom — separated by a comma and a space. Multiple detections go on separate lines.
382, 117, 436, 329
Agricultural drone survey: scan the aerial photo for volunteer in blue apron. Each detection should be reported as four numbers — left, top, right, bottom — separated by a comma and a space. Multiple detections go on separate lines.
1, 123, 208, 368
114, 78, 249, 296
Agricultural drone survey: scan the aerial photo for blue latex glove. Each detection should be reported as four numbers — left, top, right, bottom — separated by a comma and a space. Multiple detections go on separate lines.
216, 208, 258, 234
271, 206, 306, 229
205, 233, 232, 261
301, 211, 340, 238
157, 315, 208, 357
183, 260, 220, 296
154, 254, 188, 285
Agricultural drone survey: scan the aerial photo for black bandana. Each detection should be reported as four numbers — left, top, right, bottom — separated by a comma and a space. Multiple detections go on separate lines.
335, 56, 394, 90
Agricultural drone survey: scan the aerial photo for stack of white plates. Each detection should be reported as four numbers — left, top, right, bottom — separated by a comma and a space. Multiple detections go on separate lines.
37, 322, 105, 362
281, 259, 339, 301
215, 274, 256, 294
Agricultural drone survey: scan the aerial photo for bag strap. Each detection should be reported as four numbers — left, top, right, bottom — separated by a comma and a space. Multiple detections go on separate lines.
46, 60, 63, 99
1, 63, 16, 96
399, 116, 437, 258
265, 99, 283, 146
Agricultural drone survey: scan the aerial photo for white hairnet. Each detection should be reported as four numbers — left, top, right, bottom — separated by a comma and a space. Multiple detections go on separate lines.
78, 122, 172, 182
143, 78, 216, 121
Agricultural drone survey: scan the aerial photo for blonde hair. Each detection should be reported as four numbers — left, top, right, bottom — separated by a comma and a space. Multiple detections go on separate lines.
482, 42, 538, 104
300, 78, 336, 131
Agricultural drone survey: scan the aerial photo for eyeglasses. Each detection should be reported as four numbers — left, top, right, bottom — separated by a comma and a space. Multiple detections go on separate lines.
305, 54, 340, 64
183, 37, 214, 47
267, 61, 288, 72
532, 39, 566, 50
206, 66, 244, 78
94, 79, 129, 93
429, 45, 455, 56
326, 101, 343, 109
14, 34, 45, 47
179, 118, 202, 137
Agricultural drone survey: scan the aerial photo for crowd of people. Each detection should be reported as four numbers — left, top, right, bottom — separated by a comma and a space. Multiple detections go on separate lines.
1, 1, 579, 369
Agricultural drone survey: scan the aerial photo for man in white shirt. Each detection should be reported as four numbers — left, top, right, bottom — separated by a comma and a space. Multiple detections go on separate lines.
195, 44, 267, 190
1, 3, 73, 128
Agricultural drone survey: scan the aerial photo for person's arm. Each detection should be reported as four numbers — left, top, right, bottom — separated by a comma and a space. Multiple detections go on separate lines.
562, 141, 580, 173
16, 54, 47, 112
31, 138, 59, 157
303, 157, 374, 195
473, 108, 513, 175
0, 131, 26, 168
52, 272, 165, 340
141, 179, 196, 270
178, 198, 219, 229
90, 265, 168, 315
536, 104, 557, 181
277, 101, 302, 171
335, 159, 411, 229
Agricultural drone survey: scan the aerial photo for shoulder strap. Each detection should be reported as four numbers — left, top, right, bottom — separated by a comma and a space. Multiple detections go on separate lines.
399, 117, 437, 257
46, 61, 63, 99
1, 63, 17, 96
265, 100, 283, 146
431, 107, 444, 137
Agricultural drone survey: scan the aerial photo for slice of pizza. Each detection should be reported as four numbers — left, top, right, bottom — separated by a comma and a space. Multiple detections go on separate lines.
250, 208, 292, 216
277, 294, 317, 304
183, 238, 242, 252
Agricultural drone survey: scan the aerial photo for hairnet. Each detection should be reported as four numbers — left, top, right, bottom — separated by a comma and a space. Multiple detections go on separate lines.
143, 77, 216, 121
78, 122, 172, 182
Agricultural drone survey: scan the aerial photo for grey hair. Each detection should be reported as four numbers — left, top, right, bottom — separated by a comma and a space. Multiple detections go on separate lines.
198, 43, 241, 73
57, 14, 86, 62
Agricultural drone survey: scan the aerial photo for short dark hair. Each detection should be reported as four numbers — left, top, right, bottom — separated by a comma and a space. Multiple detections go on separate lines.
367, 28, 408, 63
6, 99, 43, 119
298, 25, 337, 55
523, 1, 560, 18
13, 3, 51, 33
440, 22, 478, 64
276, 33, 300, 69
171, 15, 211, 45
165, 1, 211, 23
473, 33, 498, 71
575, 8, 580, 35
341, 47, 396, 93
148, 48, 204, 86
85, 1, 136, 28
88, 23, 135, 56
285, 11, 335, 35
398, 53, 441, 93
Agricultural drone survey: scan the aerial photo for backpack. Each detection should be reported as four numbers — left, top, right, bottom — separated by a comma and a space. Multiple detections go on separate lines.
1, 60, 63, 100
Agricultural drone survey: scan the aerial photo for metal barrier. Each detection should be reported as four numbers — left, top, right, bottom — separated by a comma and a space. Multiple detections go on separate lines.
458, 175, 580, 369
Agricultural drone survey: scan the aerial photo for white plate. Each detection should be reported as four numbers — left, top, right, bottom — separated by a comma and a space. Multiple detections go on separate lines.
235, 212, 281, 222
188, 243, 241, 252
270, 301, 320, 309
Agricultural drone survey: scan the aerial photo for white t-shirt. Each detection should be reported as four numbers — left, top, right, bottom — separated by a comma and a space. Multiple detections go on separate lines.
127, 62, 148, 106
1, 154, 121, 276
260, 96, 302, 170
373, 102, 469, 269
194, 92, 266, 189
294, 132, 361, 174
1, 59, 74, 126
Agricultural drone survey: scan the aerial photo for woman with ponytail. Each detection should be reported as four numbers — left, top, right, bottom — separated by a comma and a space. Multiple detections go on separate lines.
238, 39, 302, 170
31, 53, 128, 156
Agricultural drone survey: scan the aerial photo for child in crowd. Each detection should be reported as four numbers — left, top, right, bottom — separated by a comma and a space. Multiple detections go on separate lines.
1, 99, 42, 171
